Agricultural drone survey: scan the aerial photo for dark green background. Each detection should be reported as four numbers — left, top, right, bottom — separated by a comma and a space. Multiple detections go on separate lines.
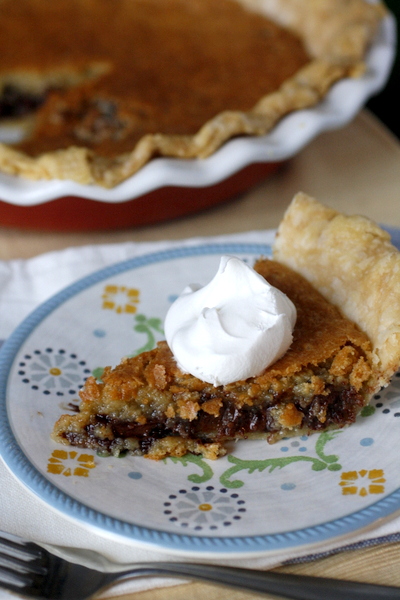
367, 0, 399, 138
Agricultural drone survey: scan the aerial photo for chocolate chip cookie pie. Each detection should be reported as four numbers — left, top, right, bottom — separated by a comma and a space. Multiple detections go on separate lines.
0, 0, 385, 187
52, 193, 400, 459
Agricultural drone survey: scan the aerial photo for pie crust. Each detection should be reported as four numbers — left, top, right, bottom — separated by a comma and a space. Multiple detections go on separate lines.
274, 192, 400, 393
0, 0, 385, 187
52, 194, 400, 459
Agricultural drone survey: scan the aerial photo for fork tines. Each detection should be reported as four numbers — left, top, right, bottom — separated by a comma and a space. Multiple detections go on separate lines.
0, 533, 47, 592
0, 533, 44, 559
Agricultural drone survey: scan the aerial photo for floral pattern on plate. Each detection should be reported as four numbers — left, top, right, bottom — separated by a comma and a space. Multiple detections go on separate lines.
1, 243, 400, 555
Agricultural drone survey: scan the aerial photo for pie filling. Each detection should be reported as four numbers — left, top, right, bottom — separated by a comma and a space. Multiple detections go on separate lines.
52, 258, 373, 460
58, 373, 365, 458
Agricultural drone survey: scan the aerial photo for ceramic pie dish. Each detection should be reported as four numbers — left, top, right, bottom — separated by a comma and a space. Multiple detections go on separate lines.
0, 0, 395, 230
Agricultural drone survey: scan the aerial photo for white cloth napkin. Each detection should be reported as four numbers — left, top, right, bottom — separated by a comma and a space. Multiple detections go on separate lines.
1, 229, 400, 599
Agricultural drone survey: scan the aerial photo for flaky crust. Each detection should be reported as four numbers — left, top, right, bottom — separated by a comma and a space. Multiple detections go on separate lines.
273, 192, 400, 391
0, 0, 385, 187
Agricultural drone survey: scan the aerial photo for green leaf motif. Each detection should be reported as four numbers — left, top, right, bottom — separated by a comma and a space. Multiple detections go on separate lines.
315, 430, 341, 463
220, 431, 343, 488
92, 366, 105, 380
130, 314, 164, 356
166, 454, 214, 484
360, 405, 376, 417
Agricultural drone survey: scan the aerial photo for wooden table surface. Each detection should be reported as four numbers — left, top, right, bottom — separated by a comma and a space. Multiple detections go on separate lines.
1, 109, 400, 599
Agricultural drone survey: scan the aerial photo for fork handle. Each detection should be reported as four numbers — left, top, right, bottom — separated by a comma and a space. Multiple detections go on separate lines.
109, 562, 400, 599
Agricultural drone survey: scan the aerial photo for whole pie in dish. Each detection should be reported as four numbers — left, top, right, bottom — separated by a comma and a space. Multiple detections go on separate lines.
52, 193, 400, 459
0, 0, 385, 187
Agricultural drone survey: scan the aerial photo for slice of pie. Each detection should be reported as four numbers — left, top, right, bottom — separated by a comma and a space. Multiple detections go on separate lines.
52, 193, 400, 459
0, 0, 385, 187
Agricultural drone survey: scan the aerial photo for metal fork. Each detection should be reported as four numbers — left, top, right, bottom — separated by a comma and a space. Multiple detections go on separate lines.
1, 531, 399, 600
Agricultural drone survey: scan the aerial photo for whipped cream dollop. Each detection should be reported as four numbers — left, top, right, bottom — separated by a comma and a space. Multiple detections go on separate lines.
164, 256, 296, 386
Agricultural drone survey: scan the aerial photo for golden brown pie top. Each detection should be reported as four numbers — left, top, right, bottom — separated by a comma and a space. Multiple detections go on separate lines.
0, 0, 385, 186
1, 0, 310, 158
252, 258, 371, 387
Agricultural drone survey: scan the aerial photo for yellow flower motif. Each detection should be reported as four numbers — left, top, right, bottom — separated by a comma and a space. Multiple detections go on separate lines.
339, 469, 386, 497
102, 285, 140, 314
47, 449, 96, 477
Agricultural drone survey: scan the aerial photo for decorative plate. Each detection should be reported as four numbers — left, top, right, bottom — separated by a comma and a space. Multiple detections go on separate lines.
1, 243, 400, 556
